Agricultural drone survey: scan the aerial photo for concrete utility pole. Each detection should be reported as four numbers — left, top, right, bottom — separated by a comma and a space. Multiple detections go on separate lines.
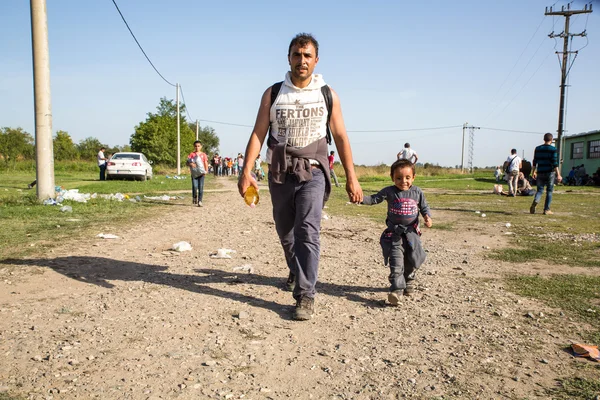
196, 120, 199, 141
30, 0, 55, 200
176, 83, 181, 175
461, 123, 480, 172
545, 3, 593, 165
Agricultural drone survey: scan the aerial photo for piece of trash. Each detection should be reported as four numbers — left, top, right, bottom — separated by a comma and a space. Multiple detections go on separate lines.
481, 213, 486, 218
42, 199, 57, 206
232, 264, 254, 273
96, 233, 120, 239
60, 206, 73, 213
172, 241, 192, 252
144, 195, 176, 201
475, 211, 481, 214
571, 344, 600, 362
505, 223, 511, 228
210, 248, 236, 259
504, 232, 515, 235
322, 213, 329, 220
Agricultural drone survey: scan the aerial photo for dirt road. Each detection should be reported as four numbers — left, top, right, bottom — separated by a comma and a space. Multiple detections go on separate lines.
0, 178, 595, 399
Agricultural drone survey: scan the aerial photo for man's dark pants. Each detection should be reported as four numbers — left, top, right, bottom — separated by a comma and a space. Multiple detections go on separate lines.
269, 168, 325, 300
99, 164, 106, 181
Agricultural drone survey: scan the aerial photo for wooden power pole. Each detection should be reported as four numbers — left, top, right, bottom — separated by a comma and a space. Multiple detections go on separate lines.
545, 3, 593, 165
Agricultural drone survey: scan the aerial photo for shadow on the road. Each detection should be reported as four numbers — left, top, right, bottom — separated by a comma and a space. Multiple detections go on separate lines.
1, 256, 385, 319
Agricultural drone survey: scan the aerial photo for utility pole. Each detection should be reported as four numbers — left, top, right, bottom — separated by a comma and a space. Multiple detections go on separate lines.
176, 83, 180, 175
196, 120, 199, 141
545, 3, 592, 165
30, 0, 55, 201
461, 123, 479, 172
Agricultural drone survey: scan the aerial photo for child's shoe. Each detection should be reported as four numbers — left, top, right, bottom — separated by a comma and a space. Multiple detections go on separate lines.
387, 291, 402, 306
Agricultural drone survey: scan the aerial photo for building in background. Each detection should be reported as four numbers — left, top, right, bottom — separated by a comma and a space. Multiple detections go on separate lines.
561, 130, 600, 179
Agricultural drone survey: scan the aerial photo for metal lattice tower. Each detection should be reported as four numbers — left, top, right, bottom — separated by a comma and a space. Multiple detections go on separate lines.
468, 128, 475, 172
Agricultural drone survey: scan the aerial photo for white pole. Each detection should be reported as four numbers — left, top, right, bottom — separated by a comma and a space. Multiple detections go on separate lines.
30, 0, 55, 200
176, 83, 180, 175
196, 120, 199, 141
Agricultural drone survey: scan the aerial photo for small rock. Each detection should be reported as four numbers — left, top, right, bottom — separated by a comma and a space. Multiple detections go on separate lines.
540, 359, 549, 364
525, 312, 535, 319
32, 355, 43, 362
203, 360, 217, 366
87, 355, 95, 361
513, 376, 520, 382
68, 359, 79, 365
408, 378, 416, 384
237, 311, 250, 320
260, 387, 271, 393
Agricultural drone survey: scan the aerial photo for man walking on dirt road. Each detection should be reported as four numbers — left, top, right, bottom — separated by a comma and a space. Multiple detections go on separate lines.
238, 33, 363, 321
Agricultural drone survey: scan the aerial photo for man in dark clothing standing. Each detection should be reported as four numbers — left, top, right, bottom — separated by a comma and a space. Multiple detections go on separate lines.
530, 133, 562, 215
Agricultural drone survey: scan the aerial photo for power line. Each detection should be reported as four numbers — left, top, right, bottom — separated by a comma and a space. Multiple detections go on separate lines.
110, 0, 176, 87
347, 125, 462, 133
179, 85, 194, 122
480, 127, 546, 134
199, 119, 254, 128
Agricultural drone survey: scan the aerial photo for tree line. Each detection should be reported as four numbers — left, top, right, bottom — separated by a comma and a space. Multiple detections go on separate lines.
0, 98, 220, 169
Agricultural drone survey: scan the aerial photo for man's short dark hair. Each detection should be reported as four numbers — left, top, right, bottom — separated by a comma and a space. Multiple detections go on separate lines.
288, 33, 319, 57
330, 151, 335, 155
543, 133, 553, 142
511, 148, 517, 154
100, 147, 106, 150
404, 143, 410, 148
194, 140, 201, 145
390, 159, 415, 178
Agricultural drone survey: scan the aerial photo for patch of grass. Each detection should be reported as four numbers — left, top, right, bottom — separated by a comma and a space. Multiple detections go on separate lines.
0, 393, 27, 400
506, 274, 600, 338
549, 377, 600, 399
430, 222, 454, 231
0, 170, 220, 259
490, 241, 600, 268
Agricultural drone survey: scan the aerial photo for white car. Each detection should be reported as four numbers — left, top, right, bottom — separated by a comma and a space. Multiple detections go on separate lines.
106, 152, 153, 181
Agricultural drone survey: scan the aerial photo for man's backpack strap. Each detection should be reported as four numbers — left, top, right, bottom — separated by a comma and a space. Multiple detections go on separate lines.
267, 82, 333, 148
267, 81, 283, 149
321, 85, 333, 145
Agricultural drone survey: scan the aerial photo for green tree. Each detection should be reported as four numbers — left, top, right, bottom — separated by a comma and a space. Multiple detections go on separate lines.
187, 122, 220, 157
130, 97, 219, 167
0, 127, 35, 168
53, 130, 78, 161
77, 137, 105, 161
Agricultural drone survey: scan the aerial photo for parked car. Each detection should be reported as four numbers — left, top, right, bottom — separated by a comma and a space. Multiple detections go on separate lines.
106, 152, 153, 181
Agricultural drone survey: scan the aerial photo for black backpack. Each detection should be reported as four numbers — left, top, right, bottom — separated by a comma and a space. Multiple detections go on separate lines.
267, 81, 333, 148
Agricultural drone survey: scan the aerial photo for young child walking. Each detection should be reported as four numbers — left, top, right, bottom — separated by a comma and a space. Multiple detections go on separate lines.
362, 159, 433, 305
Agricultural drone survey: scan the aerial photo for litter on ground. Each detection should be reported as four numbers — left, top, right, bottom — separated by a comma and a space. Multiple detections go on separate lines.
172, 241, 192, 252
210, 248, 236, 259
96, 233, 120, 239
232, 265, 254, 273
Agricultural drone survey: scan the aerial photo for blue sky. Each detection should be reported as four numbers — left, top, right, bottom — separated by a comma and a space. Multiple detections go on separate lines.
1, 0, 598, 167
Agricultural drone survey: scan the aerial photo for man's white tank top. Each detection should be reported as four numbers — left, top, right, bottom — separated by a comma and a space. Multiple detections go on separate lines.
266, 72, 329, 164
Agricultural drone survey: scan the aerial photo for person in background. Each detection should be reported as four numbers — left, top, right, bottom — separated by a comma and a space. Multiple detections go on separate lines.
328, 150, 340, 187
503, 148, 522, 197
494, 166, 502, 183
397, 142, 418, 164
97, 146, 107, 181
187, 141, 209, 207
530, 133, 562, 215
